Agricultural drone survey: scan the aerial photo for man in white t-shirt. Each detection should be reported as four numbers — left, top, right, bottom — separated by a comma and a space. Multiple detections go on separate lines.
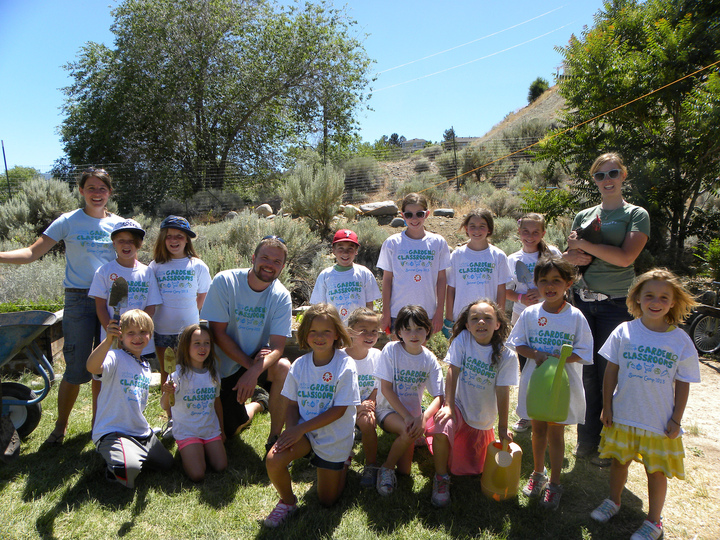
201, 237, 292, 456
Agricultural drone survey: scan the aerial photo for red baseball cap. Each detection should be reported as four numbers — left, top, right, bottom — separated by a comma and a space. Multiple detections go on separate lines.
332, 229, 360, 246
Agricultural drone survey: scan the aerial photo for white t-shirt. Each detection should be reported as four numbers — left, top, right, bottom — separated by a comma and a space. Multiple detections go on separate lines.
599, 319, 700, 436
200, 269, 292, 379
281, 349, 360, 463
149, 257, 212, 335
310, 264, 381, 322
375, 341, 444, 418
507, 303, 593, 424
43, 208, 123, 289
345, 347, 382, 402
377, 231, 451, 318
92, 349, 152, 444
447, 244, 511, 320
506, 247, 562, 316
444, 330, 519, 430
169, 366, 222, 441
89, 260, 163, 355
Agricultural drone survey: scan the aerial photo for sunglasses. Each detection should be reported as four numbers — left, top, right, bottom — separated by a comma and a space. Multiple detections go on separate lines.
592, 169, 621, 181
403, 211, 427, 219
262, 235, 286, 244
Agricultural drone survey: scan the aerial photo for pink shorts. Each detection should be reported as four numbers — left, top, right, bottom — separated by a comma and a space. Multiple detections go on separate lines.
426, 408, 495, 475
176, 435, 223, 451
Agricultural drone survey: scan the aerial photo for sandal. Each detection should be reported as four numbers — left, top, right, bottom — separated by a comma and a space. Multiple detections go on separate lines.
44, 431, 65, 446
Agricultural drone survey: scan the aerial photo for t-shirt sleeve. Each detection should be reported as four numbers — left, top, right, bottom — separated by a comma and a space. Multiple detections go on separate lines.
496, 251, 512, 284
438, 238, 451, 271
362, 267, 382, 302
674, 331, 701, 384
375, 345, 394, 383
88, 266, 108, 300
334, 360, 361, 407
573, 311, 594, 365
630, 206, 651, 236
496, 347, 520, 386
446, 250, 457, 288
598, 324, 623, 365
196, 260, 212, 294
146, 271, 163, 306
309, 269, 328, 304
426, 353, 444, 397
506, 311, 529, 349
199, 274, 231, 323
281, 361, 300, 402
376, 238, 393, 272
43, 214, 69, 243
443, 332, 464, 368
269, 288, 292, 338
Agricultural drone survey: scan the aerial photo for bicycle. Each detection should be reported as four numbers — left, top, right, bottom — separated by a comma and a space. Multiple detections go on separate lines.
689, 281, 720, 355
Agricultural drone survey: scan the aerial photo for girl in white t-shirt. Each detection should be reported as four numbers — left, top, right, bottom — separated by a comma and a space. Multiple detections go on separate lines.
426, 299, 518, 507
343, 307, 382, 489
507, 256, 593, 510
264, 303, 360, 528
150, 216, 211, 395
377, 192, 451, 336
590, 269, 699, 540
161, 323, 227, 482
444, 208, 510, 337
505, 212, 561, 433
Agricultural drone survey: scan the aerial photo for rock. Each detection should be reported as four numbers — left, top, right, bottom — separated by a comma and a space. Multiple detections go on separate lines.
224, 211, 238, 221
359, 200, 398, 216
255, 204, 273, 217
390, 217, 406, 227
433, 208, 455, 218
266, 214, 275, 220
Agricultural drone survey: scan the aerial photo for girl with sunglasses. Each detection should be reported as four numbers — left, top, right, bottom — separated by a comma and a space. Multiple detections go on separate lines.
377, 193, 451, 336
563, 152, 650, 466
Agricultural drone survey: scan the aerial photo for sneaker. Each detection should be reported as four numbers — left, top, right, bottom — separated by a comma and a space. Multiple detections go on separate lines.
630, 519, 663, 540
1, 415, 20, 463
263, 498, 297, 528
540, 482, 563, 510
376, 467, 397, 496
522, 469, 548, 498
591, 498, 621, 523
591, 455, 612, 467
431, 474, 451, 507
360, 465, 378, 488
574, 443, 596, 458
160, 419, 174, 440
513, 418, 531, 433
252, 387, 270, 412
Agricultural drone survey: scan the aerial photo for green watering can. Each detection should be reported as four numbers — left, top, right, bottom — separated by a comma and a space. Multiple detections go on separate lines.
526, 344, 573, 423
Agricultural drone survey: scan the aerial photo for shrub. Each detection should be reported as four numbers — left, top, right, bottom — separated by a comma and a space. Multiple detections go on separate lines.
394, 173, 447, 207
486, 189, 521, 218
413, 158, 431, 173
436, 151, 459, 180
0, 249, 65, 307
0, 178, 78, 240
695, 238, 720, 280
520, 186, 579, 225
280, 163, 345, 239
528, 77, 549, 103
426, 332, 448, 360
341, 157, 384, 197
333, 216, 390, 273
422, 145, 443, 161
189, 189, 245, 218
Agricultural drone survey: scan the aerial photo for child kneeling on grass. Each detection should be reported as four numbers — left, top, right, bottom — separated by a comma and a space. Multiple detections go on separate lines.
87, 310, 173, 488
264, 303, 360, 528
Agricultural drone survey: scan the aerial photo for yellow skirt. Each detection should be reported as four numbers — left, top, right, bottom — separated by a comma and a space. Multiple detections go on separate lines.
599, 423, 685, 479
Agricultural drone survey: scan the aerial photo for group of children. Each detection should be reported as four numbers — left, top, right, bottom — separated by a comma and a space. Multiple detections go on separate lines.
88, 193, 699, 540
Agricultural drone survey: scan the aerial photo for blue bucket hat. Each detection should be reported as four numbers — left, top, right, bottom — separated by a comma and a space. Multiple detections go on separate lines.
111, 218, 146, 240
160, 215, 196, 238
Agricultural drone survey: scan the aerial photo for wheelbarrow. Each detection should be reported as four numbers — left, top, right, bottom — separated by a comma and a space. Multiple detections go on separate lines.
0, 311, 57, 439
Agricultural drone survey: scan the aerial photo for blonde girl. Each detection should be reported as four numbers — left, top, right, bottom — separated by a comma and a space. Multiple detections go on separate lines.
506, 212, 561, 432
426, 299, 518, 507
161, 324, 227, 481
445, 208, 510, 337
590, 269, 699, 540
264, 304, 360, 528
507, 256, 593, 510
378, 193, 451, 335
150, 216, 211, 408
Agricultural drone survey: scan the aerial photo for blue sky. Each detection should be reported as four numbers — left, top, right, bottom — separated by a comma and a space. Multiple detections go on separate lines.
0, 0, 604, 172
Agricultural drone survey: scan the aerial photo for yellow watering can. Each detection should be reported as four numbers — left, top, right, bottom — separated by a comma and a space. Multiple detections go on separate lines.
481, 439, 523, 501
526, 344, 573, 423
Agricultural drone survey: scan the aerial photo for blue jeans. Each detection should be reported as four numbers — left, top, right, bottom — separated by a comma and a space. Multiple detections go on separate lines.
573, 291, 632, 450
62, 290, 101, 385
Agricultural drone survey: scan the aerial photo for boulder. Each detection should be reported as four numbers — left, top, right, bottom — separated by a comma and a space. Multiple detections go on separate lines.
255, 204, 273, 217
224, 211, 239, 221
390, 217, 406, 228
433, 208, 455, 218
359, 200, 398, 216
266, 214, 276, 220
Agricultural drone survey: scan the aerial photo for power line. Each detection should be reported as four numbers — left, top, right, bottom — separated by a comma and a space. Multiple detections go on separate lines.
377, 5, 566, 75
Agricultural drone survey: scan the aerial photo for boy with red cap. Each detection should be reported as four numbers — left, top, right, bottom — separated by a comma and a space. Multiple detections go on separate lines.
310, 229, 381, 322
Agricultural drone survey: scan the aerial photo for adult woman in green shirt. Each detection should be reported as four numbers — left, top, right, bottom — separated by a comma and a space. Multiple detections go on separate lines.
564, 153, 650, 464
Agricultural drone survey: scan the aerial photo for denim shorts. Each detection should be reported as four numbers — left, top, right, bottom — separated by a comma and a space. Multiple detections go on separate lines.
154, 333, 180, 350
62, 289, 101, 385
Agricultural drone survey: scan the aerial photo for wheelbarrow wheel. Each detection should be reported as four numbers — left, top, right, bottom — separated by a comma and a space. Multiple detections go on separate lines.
690, 314, 720, 355
2, 382, 42, 439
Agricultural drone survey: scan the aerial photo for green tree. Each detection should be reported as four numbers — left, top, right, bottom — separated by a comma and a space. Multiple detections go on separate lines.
527, 77, 549, 103
0, 166, 42, 201
59, 0, 372, 209
537, 0, 720, 264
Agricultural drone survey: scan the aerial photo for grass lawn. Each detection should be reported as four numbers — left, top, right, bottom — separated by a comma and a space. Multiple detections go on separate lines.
1, 362, 715, 540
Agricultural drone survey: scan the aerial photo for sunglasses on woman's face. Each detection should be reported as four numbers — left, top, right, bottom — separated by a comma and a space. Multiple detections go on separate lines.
593, 169, 621, 181
403, 211, 427, 219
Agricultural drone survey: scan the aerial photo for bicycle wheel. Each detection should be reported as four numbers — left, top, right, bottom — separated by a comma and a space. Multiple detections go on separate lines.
690, 314, 720, 354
